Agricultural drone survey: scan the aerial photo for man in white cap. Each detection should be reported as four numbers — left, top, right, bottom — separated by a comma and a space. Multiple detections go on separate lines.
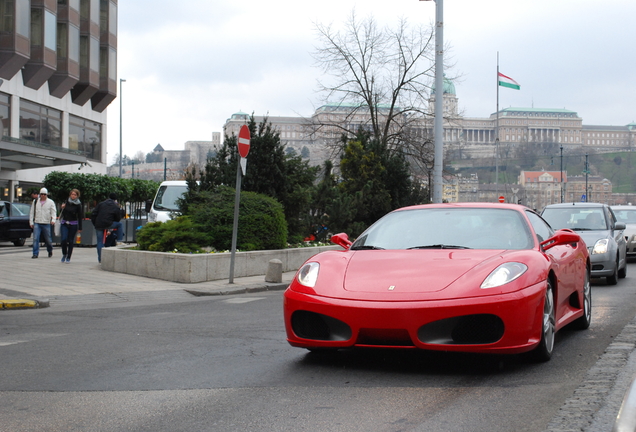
29, 187, 56, 258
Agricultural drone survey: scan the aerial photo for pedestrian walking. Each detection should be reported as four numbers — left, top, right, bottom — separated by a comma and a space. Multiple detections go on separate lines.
59, 189, 84, 263
91, 192, 124, 263
29, 187, 56, 259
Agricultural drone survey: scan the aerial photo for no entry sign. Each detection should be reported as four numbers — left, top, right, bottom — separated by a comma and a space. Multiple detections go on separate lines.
238, 125, 251, 158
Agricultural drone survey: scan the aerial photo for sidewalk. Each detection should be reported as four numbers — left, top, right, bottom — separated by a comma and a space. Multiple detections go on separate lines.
0, 242, 295, 309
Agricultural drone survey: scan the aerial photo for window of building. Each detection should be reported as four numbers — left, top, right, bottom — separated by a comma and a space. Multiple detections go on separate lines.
19, 100, 61, 147
16, 0, 30, 37
0, 93, 9, 136
44, 9, 56, 50
69, 115, 102, 162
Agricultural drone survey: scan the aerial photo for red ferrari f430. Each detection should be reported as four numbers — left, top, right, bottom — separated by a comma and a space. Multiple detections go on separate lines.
284, 203, 591, 361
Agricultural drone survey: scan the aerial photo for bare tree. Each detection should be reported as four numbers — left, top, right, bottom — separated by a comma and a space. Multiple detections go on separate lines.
312, 11, 437, 160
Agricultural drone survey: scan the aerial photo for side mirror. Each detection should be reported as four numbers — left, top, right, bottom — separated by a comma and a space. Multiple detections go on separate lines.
615, 222, 626, 231
145, 199, 152, 213
540, 229, 581, 251
331, 232, 352, 250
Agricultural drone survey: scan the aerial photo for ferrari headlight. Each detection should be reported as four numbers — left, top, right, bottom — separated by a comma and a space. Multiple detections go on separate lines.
592, 239, 609, 255
297, 262, 320, 288
481, 262, 528, 289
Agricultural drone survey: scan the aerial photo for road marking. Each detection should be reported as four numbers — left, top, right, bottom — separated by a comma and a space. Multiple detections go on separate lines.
0, 333, 67, 347
0, 340, 27, 346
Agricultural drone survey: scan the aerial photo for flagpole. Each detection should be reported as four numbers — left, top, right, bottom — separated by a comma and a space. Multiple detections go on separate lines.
495, 52, 499, 201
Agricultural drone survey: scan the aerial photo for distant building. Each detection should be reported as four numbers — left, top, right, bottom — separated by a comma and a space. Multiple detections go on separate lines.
107, 133, 222, 181
518, 170, 612, 208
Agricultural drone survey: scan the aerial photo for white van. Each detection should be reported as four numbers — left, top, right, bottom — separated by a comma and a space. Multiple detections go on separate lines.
147, 181, 188, 223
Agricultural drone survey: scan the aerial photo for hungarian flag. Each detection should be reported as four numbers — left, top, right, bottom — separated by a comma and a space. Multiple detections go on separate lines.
498, 72, 520, 90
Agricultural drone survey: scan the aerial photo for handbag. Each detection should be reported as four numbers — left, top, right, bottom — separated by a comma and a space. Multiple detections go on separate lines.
54, 219, 61, 236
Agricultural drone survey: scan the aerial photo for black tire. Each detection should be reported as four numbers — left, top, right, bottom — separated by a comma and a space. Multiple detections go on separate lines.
607, 258, 619, 285
572, 270, 592, 330
618, 259, 627, 279
12, 238, 26, 246
530, 280, 556, 362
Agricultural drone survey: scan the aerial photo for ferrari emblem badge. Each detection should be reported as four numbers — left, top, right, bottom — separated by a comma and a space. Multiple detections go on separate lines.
388, 285, 396, 291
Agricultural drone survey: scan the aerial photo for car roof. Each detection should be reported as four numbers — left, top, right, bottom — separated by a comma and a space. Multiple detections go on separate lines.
543, 202, 607, 209
398, 202, 529, 211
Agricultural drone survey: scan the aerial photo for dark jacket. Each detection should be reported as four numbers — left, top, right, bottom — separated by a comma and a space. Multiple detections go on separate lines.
60, 200, 84, 230
91, 198, 122, 230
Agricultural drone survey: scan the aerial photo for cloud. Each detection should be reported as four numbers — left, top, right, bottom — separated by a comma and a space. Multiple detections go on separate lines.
109, 0, 636, 161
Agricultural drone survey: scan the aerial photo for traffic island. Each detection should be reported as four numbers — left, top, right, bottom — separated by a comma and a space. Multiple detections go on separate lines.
101, 245, 341, 283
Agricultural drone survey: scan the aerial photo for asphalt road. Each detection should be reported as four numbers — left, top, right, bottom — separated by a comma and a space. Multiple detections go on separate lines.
2, 265, 636, 432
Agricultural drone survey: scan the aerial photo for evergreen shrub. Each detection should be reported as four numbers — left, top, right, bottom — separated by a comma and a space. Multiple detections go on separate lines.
136, 186, 287, 252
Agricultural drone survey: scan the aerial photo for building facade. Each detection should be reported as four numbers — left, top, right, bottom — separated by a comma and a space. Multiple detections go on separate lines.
0, 0, 117, 201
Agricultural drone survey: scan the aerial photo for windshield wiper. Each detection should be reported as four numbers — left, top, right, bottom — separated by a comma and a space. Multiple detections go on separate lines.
407, 244, 471, 250
351, 245, 385, 250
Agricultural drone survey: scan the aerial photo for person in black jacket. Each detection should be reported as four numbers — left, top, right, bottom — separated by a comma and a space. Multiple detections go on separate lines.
91, 192, 124, 263
59, 188, 84, 263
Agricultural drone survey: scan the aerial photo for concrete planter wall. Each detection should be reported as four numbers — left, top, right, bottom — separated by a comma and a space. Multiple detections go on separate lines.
101, 245, 342, 283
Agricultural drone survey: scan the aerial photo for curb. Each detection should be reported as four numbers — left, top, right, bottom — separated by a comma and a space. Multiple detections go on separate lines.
0, 298, 49, 310
185, 282, 290, 297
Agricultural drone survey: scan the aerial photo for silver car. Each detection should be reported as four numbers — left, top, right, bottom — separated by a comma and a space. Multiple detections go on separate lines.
542, 203, 627, 285
611, 205, 636, 258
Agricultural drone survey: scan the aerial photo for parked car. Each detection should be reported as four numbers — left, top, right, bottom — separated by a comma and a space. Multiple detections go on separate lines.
0, 201, 33, 246
611, 205, 636, 258
542, 202, 627, 285
146, 180, 188, 223
284, 203, 591, 362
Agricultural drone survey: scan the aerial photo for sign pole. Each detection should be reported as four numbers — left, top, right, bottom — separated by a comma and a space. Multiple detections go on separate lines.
229, 125, 251, 284
229, 161, 242, 284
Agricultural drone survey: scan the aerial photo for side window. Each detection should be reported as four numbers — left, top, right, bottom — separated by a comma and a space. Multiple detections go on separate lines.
526, 211, 553, 243
608, 208, 617, 225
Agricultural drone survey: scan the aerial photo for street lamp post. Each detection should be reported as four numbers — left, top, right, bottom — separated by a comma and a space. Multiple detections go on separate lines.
421, 0, 444, 203
560, 145, 564, 203
119, 78, 126, 178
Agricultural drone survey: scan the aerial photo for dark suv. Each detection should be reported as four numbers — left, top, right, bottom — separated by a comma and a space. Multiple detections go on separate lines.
541, 202, 627, 285
0, 201, 33, 246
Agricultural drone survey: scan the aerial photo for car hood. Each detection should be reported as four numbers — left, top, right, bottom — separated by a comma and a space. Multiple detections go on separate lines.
342, 249, 509, 295
572, 230, 612, 247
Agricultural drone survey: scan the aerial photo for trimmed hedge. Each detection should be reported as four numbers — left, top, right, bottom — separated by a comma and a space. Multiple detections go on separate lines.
136, 186, 288, 252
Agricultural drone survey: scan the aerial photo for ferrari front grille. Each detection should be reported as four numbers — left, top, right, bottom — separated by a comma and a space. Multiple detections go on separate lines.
291, 310, 352, 341
417, 314, 504, 345
356, 328, 414, 347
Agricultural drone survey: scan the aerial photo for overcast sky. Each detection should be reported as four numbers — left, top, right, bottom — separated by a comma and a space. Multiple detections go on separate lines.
108, 0, 636, 164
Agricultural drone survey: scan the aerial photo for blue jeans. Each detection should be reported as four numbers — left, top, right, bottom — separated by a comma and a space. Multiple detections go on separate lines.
95, 222, 125, 263
60, 223, 79, 259
32, 223, 53, 257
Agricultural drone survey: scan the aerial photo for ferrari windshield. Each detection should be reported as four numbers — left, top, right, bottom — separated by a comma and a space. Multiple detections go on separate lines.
351, 207, 534, 250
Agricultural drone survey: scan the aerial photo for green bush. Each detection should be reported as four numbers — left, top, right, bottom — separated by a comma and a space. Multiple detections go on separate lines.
188, 186, 287, 251
136, 186, 287, 252
136, 217, 207, 253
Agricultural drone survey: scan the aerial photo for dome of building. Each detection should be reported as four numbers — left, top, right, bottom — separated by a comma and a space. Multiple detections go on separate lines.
231, 111, 249, 120
431, 75, 456, 96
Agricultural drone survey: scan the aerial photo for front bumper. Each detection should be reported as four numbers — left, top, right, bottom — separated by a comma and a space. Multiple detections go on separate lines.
284, 280, 548, 355
589, 250, 617, 277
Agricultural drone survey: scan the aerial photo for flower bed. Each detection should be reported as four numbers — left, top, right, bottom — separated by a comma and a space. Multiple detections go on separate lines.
100, 245, 340, 283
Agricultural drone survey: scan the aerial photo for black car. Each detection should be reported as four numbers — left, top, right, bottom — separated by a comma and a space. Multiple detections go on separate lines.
0, 201, 33, 246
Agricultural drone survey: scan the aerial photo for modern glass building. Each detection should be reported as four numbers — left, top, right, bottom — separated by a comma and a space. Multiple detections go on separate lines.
0, 0, 117, 201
